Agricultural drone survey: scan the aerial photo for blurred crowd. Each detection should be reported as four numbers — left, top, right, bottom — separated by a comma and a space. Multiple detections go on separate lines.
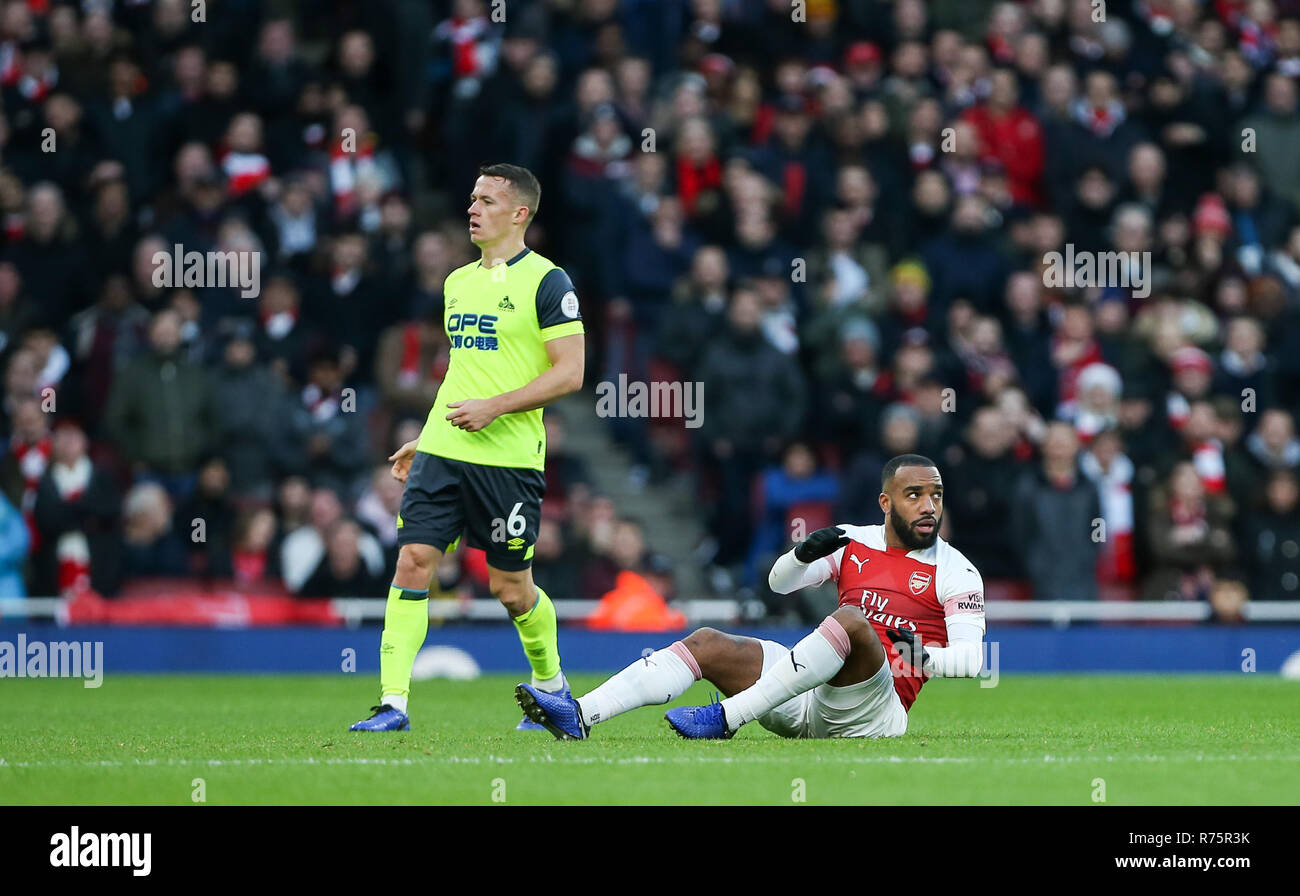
0, 1, 1298, 622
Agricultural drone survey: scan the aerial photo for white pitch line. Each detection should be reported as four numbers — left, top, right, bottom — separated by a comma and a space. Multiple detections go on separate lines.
0, 753, 1296, 770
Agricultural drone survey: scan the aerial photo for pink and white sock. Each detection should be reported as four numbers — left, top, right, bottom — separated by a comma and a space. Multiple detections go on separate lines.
578, 641, 702, 728
720, 617, 851, 731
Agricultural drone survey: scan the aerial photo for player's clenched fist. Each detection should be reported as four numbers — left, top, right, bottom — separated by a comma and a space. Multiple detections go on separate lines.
794, 526, 850, 563
445, 398, 501, 432
388, 438, 419, 483
887, 627, 929, 671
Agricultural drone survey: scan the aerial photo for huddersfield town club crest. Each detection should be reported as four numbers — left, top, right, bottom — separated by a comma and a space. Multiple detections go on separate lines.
909, 571, 931, 594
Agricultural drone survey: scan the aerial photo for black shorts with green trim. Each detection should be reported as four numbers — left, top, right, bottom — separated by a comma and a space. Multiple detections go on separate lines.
396, 451, 546, 572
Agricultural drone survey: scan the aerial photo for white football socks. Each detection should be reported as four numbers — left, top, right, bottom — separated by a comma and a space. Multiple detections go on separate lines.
383, 694, 408, 714
533, 670, 567, 694
578, 642, 701, 728
720, 617, 851, 731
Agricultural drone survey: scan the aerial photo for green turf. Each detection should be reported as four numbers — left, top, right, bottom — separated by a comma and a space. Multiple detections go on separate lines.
1, 674, 1296, 805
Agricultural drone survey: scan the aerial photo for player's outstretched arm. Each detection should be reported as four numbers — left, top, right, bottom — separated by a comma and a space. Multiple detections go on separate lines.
445, 334, 585, 431
888, 621, 984, 678
916, 550, 987, 677
768, 526, 848, 593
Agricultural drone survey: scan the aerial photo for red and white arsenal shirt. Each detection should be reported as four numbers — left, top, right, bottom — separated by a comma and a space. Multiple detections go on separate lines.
771, 524, 986, 710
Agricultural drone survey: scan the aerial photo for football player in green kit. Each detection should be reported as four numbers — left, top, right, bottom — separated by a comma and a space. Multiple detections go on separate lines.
351, 164, 585, 732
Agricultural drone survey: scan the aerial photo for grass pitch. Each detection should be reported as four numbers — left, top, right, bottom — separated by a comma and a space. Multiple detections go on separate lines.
1, 674, 1296, 805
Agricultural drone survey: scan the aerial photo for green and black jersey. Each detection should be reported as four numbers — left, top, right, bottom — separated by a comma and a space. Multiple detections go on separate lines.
416, 248, 584, 471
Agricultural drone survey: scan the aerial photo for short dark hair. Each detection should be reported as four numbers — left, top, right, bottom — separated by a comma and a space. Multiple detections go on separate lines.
882, 453, 937, 490
477, 163, 541, 224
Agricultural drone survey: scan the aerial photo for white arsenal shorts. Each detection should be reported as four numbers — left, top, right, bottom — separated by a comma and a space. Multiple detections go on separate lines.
754, 639, 909, 739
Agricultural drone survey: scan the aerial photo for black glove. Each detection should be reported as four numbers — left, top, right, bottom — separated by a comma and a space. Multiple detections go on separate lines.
794, 526, 850, 563
887, 628, 929, 671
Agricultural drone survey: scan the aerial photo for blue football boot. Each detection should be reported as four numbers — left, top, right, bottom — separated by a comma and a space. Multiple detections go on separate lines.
349, 703, 410, 731
515, 682, 573, 731
515, 683, 588, 740
515, 682, 572, 732
665, 698, 734, 739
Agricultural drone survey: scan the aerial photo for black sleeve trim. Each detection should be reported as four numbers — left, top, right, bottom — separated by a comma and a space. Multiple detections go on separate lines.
536, 268, 581, 328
